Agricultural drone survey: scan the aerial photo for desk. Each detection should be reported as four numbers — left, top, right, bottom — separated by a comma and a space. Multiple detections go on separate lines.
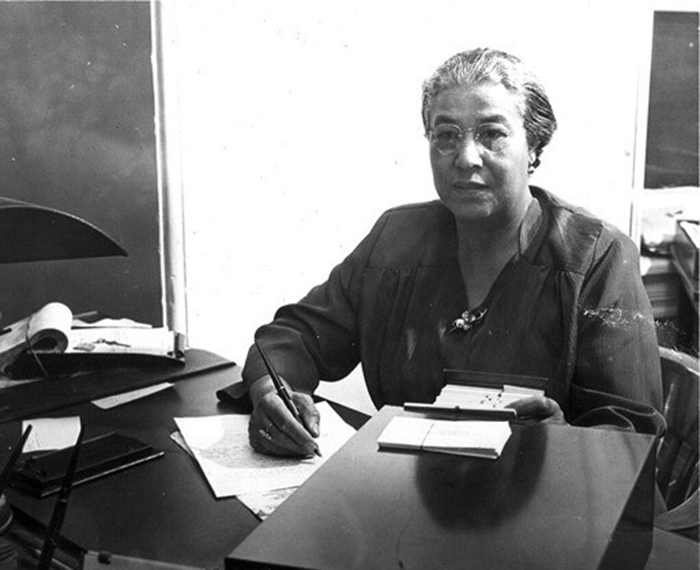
1, 356, 260, 569
0, 355, 696, 570
228, 407, 658, 570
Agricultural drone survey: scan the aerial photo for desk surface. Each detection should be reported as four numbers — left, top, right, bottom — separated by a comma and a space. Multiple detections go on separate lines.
0, 355, 696, 570
229, 407, 661, 570
2, 357, 259, 569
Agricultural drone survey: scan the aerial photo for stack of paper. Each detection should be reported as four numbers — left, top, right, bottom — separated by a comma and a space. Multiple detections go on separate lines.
377, 416, 511, 459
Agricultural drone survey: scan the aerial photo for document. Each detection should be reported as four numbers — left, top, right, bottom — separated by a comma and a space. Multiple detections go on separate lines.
174, 402, 355, 499
21, 416, 81, 452
236, 487, 298, 520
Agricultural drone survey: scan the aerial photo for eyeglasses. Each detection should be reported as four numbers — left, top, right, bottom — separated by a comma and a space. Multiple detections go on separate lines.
426, 123, 512, 155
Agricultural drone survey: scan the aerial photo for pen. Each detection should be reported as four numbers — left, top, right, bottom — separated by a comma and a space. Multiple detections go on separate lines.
37, 424, 84, 570
403, 403, 517, 420
83, 551, 205, 570
254, 340, 322, 457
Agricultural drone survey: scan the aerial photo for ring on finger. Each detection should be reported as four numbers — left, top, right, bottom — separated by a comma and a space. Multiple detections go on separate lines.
258, 424, 273, 442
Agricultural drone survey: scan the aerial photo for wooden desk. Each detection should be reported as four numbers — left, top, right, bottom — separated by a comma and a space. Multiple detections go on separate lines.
0, 357, 696, 569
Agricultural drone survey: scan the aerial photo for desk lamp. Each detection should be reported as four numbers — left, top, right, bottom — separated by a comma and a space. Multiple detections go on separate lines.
0, 196, 127, 264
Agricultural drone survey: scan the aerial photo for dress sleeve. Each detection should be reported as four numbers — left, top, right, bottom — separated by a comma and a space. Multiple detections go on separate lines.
569, 228, 666, 435
241, 213, 389, 394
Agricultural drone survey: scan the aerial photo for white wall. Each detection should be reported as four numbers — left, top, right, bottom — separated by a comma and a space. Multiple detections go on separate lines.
163, 0, 659, 413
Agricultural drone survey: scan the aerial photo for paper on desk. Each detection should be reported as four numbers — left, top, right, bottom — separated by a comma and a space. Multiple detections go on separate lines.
174, 402, 355, 499
21, 416, 81, 452
236, 486, 298, 520
92, 382, 173, 409
169, 430, 296, 519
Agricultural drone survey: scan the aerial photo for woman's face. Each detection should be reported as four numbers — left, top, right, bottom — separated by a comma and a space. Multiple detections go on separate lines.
428, 82, 534, 227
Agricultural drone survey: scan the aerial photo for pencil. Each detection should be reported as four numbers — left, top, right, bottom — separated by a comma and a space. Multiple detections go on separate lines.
255, 340, 322, 457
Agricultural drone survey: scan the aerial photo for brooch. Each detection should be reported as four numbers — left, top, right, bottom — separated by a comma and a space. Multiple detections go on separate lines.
449, 308, 488, 333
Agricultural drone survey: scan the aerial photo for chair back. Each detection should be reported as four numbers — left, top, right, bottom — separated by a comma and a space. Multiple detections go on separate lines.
657, 346, 699, 510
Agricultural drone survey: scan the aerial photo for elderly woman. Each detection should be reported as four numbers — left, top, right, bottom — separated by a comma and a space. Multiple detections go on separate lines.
241, 48, 664, 457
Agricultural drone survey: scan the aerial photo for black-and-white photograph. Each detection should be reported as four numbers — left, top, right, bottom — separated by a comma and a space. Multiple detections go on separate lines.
0, 1, 696, 569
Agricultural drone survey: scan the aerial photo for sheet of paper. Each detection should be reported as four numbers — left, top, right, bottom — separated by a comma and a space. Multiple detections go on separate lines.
21, 416, 81, 452
174, 401, 355, 498
92, 382, 173, 409
67, 326, 175, 354
169, 428, 293, 519
236, 486, 298, 520
72, 316, 152, 329
170, 430, 193, 456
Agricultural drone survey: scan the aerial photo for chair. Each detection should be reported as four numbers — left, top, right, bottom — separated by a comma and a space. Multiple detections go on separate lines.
655, 489, 699, 541
654, 346, 699, 540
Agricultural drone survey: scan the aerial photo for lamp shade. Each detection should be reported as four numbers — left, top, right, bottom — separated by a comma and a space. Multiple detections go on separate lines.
0, 197, 127, 264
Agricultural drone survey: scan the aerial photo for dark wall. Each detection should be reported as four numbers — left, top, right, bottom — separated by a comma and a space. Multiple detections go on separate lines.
0, 1, 162, 325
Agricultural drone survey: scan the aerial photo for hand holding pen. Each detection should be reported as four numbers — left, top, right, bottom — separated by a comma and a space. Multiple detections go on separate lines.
249, 341, 322, 457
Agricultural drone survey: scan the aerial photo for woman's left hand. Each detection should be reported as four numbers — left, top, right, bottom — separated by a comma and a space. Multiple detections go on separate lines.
506, 396, 567, 425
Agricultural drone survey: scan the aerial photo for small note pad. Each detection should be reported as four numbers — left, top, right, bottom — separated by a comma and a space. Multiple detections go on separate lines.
377, 416, 511, 459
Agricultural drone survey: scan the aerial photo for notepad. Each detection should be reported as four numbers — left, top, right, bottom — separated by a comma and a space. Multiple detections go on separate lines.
377, 416, 511, 459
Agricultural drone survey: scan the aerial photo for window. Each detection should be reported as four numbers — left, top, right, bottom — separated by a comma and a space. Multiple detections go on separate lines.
644, 11, 699, 188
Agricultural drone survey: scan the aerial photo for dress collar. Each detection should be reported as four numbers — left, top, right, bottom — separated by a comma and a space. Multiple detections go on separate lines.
518, 189, 545, 255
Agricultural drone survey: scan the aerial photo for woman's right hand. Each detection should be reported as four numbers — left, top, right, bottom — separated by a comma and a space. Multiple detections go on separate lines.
247, 375, 321, 457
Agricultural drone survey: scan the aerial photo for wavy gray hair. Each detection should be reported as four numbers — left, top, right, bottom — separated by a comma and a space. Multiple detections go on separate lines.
421, 48, 557, 170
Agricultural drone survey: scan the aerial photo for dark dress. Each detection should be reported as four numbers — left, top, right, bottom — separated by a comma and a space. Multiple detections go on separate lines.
242, 187, 665, 435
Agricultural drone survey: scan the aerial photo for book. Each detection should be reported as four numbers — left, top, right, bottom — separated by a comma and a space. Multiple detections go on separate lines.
0, 302, 184, 378
403, 369, 547, 419
377, 416, 511, 459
